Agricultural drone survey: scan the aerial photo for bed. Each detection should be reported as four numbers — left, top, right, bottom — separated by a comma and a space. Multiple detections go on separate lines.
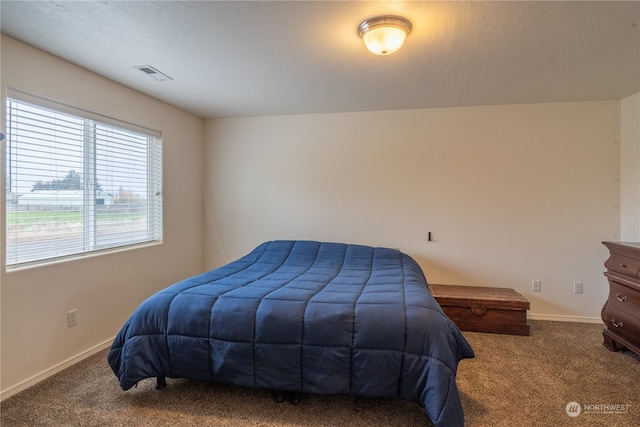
108, 240, 474, 427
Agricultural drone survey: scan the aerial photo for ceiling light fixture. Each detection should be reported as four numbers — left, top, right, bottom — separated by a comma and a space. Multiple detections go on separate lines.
358, 15, 412, 56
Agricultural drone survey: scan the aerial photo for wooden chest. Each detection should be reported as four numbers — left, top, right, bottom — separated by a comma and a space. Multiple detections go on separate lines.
430, 284, 530, 336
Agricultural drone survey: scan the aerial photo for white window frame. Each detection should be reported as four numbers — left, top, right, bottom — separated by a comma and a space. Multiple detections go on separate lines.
4, 89, 163, 269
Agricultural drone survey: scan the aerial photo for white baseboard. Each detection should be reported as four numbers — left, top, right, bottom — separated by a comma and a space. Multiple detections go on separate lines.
0, 337, 114, 402
528, 313, 603, 324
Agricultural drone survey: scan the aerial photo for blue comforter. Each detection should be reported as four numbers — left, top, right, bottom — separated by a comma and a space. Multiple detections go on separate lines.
108, 240, 474, 426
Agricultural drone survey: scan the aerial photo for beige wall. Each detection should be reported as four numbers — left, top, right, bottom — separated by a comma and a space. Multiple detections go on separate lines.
620, 92, 640, 241
0, 36, 205, 396
204, 101, 620, 322
1, 33, 633, 400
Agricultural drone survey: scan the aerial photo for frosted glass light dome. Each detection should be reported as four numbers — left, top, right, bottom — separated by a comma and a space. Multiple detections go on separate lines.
358, 16, 412, 56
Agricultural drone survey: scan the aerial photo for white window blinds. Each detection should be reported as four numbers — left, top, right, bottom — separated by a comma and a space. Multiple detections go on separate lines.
5, 92, 162, 268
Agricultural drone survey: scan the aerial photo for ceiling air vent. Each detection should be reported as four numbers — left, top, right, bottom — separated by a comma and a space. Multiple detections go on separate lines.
134, 65, 173, 81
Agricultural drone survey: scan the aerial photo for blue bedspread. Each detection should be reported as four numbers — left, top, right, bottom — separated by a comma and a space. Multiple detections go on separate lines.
108, 240, 474, 426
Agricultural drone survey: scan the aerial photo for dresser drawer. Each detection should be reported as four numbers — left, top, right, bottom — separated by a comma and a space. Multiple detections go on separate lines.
607, 254, 640, 278
608, 281, 640, 309
604, 307, 640, 343
605, 281, 640, 342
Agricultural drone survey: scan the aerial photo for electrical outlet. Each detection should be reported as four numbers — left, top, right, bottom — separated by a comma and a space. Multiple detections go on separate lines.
67, 309, 78, 327
573, 282, 583, 294
532, 280, 542, 292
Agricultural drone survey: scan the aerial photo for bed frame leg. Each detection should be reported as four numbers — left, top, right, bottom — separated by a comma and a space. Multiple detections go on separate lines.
289, 391, 300, 405
156, 376, 167, 389
272, 390, 301, 404
272, 390, 285, 403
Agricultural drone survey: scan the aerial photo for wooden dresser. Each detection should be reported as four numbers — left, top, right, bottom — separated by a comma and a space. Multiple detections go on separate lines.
601, 242, 640, 356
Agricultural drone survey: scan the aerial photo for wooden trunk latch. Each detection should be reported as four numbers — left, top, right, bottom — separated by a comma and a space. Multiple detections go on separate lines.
470, 304, 488, 316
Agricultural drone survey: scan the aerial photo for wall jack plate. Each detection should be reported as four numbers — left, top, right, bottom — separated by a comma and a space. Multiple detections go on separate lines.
573, 282, 583, 294
532, 280, 542, 292
67, 309, 78, 327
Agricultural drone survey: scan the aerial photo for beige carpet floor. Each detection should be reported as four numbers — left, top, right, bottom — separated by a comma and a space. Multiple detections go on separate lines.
1, 320, 638, 426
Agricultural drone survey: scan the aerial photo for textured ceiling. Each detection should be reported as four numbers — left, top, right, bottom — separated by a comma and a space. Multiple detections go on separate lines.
1, 1, 639, 118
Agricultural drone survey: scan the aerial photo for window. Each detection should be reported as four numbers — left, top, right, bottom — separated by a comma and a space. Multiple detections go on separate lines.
5, 90, 162, 268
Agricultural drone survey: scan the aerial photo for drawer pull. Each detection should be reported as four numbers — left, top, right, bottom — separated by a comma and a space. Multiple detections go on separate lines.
620, 264, 627, 268
616, 293, 628, 302
612, 318, 624, 328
